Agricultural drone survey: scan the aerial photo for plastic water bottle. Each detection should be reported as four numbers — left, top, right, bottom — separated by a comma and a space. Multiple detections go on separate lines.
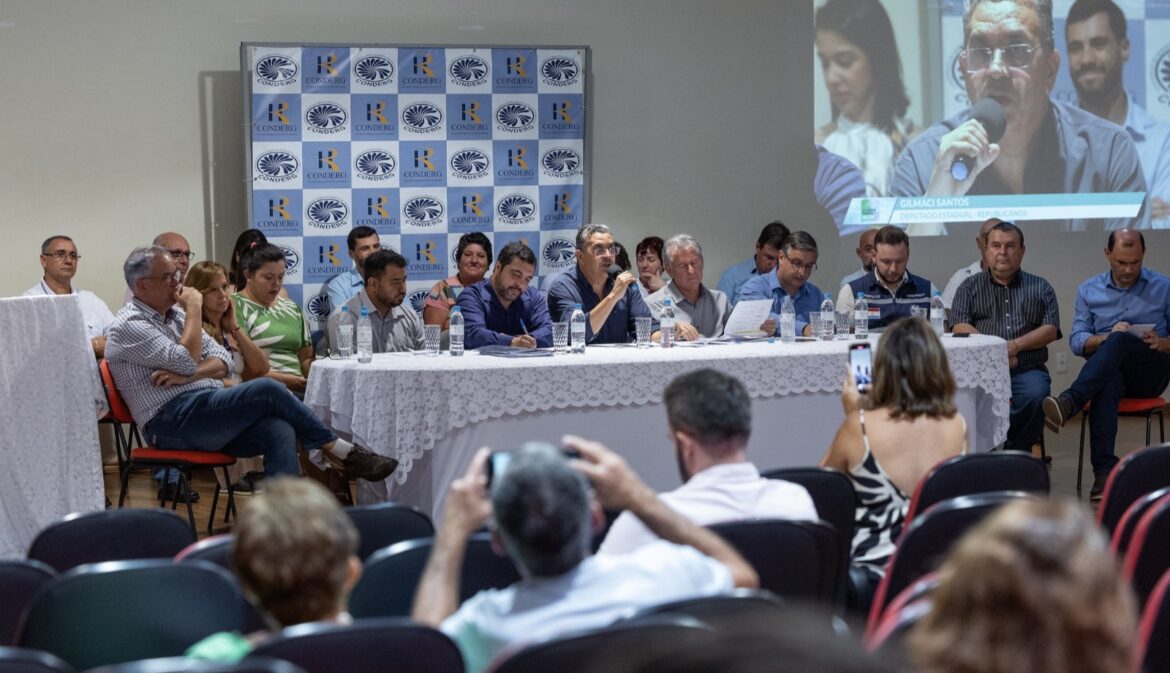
660, 299, 675, 348
570, 303, 586, 354
854, 293, 869, 339
449, 306, 464, 357
930, 291, 946, 336
336, 305, 354, 358
780, 295, 796, 343
820, 292, 835, 341
356, 306, 373, 363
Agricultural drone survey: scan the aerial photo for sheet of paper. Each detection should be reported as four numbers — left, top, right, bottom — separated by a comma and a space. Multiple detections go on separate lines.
723, 299, 772, 338
1127, 323, 1156, 338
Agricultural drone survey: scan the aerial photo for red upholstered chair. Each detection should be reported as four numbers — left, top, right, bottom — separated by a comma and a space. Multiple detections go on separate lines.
902, 452, 1050, 529
1096, 444, 1170, 535
98, 360, 238, 536
1136, 569, 1170, 673
1112, 487, 1170, 557
1077, 398, 1166, 494
1123, 492, 1170, 608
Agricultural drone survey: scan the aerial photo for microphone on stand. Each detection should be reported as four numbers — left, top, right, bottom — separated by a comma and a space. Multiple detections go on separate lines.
950, 98, 1006, 182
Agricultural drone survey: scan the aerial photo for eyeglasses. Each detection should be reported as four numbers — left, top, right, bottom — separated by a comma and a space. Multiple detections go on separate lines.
589, 245, 617, 257
782, 254, 817, 274
964, 43, 1036, 73
43, 251, 81, 261
167, 249, 195, 262
150, 270, 184, 285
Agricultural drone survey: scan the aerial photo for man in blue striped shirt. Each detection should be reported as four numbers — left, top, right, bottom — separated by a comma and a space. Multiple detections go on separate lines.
1043, 230, 1170, 498
951, 221, 1059, 454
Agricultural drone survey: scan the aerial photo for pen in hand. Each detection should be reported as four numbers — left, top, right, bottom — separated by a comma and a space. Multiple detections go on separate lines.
520, 319, 529, 335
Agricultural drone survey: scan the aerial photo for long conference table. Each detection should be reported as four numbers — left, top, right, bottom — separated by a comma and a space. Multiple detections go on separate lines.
305, 335, 1011, 521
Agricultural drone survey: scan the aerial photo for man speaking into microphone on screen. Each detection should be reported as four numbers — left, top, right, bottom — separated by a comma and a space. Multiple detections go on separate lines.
890, 0, 1148, 234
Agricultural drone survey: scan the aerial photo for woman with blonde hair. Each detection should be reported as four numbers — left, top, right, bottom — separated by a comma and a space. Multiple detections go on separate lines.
820, 317, 967, 608
909, 499, 1136, 673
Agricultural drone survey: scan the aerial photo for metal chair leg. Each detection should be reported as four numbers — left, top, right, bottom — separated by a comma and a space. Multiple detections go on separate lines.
179, 471, 196, 536
1077, 415, 1088, 493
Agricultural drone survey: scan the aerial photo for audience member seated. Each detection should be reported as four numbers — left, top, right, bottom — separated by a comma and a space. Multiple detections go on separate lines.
187, 478, 363, 661
23, 234, 114, 358
123, 232, 195, 306
228, 229, 268, 293
232, 244, 313, 394
819, 317, 967, 607
411, 439, 758, 673
326, 249, 424, 353
951, 221, 1059, 453
716, 220, 790, 305
940, 217, 999, 318
836, 225, 936, 330
425, 232, 491, 330
547, 223, 659, 344
599, 369, 816, 554
738, 231, 824, 337
908, 499, 1136, 673
1044, 229, 1170, 500
457, 242, 552, 350
105, 245, 396, 483
324, 226, 381, 314
840, 228, 877, 287
635, 236, 668, 296
645, 235, 731, 340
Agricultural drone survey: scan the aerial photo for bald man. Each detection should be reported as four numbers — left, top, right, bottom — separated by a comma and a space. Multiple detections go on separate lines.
840, 228, 877, 287
1044, 230, 1170, 500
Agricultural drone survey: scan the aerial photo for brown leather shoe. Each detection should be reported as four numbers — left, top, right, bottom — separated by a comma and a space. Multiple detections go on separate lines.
341, 445, 398, 482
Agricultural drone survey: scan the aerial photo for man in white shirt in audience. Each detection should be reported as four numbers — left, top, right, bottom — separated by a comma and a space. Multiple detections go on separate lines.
24, 235, 115, 358
412, 439, 757, 673
941, 217, 1000, 319
645, 235, 731, 340
599, 369, 816, 555
840, 228, 877, 287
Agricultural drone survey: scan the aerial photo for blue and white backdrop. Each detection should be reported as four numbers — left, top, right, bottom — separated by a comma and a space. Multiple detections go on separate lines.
244, 43, 590, 337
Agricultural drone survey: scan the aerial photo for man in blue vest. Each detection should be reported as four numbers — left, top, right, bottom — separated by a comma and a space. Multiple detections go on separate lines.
836, 226, 935, 331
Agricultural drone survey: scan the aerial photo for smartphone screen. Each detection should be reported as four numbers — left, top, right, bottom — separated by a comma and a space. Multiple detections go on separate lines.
849, 342, 873, 393
486, 451, 512, 487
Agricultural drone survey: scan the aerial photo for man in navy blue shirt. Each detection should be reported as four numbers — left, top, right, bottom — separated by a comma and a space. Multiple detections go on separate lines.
1044, 230, 1170, 498
547, 224, 658, 344
836, 226, 935, 331
457, 242, 552, 350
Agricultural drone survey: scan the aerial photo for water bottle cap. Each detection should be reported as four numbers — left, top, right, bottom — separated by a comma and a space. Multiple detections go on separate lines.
933, 290, 941, 297
341, 305, 349, 313
573, 303, 582, 309
824, 293, 831, 299
663, 298, 672, 306
451, 306, 461, 313
360, 306, 369, 317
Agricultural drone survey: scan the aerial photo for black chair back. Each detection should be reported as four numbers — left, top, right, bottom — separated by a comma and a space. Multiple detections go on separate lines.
869, 492, 1032, 626
0, 647, 74, 673
86, 657, 306, 673
1100, 443, 1170, 534
905, 452, 1049, 524
349, 533, 520, 618
621, 589, 787, 634
1125, 493, 1170, 607
708, 520, 841, 603
0, 561, 55, 646
249, 618, 461, 673
1114, 487, 1170, 557
175, 535, 235, 572
343, 503, 434, 561
1137, 569, 1170, 673
492, 621, 713, 673
18, 560, 251, 670
27, 510, 195, 573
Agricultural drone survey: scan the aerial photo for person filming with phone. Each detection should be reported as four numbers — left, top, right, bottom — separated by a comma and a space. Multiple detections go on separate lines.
950, 220, 1059, 455
411, 440, 758, 673
820, 317, 968, 612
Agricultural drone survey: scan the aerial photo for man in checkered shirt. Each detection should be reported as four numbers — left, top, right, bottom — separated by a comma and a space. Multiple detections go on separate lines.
105, 245, 396, 486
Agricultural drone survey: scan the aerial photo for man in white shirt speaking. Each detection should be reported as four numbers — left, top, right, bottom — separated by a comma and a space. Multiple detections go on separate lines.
599, 368, 817, 555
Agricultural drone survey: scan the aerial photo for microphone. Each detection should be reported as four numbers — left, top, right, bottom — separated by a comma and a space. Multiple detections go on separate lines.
950, 98, 1006, 182
608, 263, 623, 280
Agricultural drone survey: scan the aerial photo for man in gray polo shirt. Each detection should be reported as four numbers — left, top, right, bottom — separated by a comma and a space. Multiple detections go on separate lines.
646, 234, 730, 340
951, 221, 1059, 453
890, 0, 1147, 233
326, 249, 424, 353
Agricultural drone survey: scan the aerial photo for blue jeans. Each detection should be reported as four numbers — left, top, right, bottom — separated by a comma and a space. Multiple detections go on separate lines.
1063, 332, 1170, 473
144, 378, 334, 477
1005, 365, 1050, 453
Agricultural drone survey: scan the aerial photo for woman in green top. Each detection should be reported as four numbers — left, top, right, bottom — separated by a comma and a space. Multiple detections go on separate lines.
186, 478, 362, 662
232, 244, 314, 394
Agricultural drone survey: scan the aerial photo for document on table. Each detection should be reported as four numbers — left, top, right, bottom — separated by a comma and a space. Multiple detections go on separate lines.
723, 299, 772, 338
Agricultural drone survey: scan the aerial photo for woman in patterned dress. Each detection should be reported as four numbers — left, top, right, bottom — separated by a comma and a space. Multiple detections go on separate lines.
423, 232, 491, 330
232, 244, 313, 394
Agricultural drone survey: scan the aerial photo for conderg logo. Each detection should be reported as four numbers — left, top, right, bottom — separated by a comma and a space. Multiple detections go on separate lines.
254, 194, 303, 232
353, 192, 399, 230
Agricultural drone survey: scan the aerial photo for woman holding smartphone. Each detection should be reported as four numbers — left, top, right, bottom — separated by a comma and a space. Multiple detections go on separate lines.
820, 317, 967, 610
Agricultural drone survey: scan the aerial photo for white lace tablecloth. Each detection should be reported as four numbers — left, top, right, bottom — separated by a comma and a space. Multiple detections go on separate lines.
0, 296, 105, 558
306, 335, 1010, 516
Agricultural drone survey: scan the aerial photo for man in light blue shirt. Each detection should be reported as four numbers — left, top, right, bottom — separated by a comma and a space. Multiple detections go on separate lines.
738, 231, 824, 337
323, 226, 381, 314
1043, 230, 1170, 499
715, 221, 789, 306
1066, 0, 1170, 228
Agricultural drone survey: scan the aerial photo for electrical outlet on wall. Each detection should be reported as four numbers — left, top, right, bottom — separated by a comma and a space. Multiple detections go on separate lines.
1055, 352, 1068, 373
